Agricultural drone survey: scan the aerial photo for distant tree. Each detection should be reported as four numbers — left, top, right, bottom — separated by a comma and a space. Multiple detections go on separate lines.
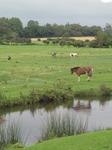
96, 31, 109, 47
10, 32, 18, 39
70, 24, 83, 36
89, 31, 112, 48
25, 38, 31, 44
104, 23, 112, 35
89, 40, 98, 48
73, 40, 85, 47
44, 23, 54, 37
43, 40, 50, 45
52, 24, 64, 37
25, 20, 40, 38
89, 26, 102, 36
62, 32, 70, 37
0, 17, 11, 41
8, 17, 23, 37
59, 40, 66, 47
27, 20, 39, 28
0, 17, 108, 45
0, 37, 2, 44
52, 38, 60, 45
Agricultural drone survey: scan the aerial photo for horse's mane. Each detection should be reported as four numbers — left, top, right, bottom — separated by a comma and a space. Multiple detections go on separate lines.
72, 67, 80, 70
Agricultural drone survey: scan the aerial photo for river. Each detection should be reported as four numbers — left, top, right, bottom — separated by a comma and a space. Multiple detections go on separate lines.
0, 98, 112, 146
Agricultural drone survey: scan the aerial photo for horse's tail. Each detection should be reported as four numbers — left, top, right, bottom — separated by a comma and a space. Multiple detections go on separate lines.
89, 68, 93, 77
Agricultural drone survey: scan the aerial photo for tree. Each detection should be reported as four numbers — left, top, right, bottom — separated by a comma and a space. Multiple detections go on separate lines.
43, 40, 50, 45
44, 23, 54, 37
0, 17, 11, 41
0, 17, 107, 44
27, 20, 39, 28
52, 24, 64, 37
104, 23, 112, 35
25, 20, 40, 38
89, 26, 102, 36
89, 40, 98, 48
73, 40, 85, 47
8, 17, 23, 37
96, 31, 109, 47
25, 38, 31, 44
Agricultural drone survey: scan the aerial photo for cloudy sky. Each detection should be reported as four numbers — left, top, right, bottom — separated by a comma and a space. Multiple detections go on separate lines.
0, 0, 112, 27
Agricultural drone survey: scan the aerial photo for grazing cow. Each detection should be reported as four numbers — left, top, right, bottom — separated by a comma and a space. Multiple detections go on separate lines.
70, 53, 78, 57
52, 52, 57, 57
71, 66, 93, 82
8, 56, 11, 60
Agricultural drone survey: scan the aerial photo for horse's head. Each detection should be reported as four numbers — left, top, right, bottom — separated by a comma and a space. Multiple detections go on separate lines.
71, 68, 75, 75
71, 68, 74, 75
71, 67, 80, 75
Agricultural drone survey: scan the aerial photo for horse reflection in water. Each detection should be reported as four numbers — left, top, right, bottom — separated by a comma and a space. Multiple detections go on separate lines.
71, 66, 93, 82
0, 116, 4, 124
71, 100, 91, 111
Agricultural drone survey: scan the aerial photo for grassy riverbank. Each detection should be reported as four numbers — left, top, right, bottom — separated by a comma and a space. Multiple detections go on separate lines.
5, 130, 112, 150
0, 45, 112, 107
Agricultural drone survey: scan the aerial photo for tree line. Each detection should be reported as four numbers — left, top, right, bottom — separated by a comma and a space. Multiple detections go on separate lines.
0, 17, 112, 47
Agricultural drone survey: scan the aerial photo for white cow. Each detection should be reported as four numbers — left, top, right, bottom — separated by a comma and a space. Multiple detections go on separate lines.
70, 53, 78, 57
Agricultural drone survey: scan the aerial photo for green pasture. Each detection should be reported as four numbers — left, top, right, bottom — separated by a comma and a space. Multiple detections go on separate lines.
0, 45, 112, 100
5, 130, 112, 150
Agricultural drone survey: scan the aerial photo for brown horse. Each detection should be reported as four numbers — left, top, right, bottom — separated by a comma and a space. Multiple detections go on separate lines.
71, 66, 93, 82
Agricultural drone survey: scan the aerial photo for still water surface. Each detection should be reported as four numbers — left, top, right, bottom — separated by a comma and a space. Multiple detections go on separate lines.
1, 98, 112, 146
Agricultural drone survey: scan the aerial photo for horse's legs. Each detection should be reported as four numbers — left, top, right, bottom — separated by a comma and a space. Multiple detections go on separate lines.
78, 76, 80, 82
87, 76, 90, 81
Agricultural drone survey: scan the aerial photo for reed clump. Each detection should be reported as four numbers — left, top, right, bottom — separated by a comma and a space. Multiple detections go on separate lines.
0, 121, 23, 149
40, 112, 88, 141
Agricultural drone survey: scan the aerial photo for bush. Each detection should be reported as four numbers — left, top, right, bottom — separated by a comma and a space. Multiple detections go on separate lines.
89, 40, 98, 48
99, 84, 111, 96
43, 40, 50, 45
36, 82, 73, 103
73, 40, 86, 47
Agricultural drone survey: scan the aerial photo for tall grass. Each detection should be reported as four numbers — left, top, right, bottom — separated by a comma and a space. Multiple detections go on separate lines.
99, 84, 111, 96
0, 121, 24, 149
40, 112, 88, 141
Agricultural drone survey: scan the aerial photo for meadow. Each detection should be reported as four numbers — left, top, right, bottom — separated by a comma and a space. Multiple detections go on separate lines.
31, 36, 95, 42
0, 44, 112, 107
4, 130, 112, 150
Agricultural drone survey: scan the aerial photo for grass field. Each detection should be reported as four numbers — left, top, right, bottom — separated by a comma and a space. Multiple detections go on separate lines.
31, 36, 95, 42
0, 44, 112, 104
5, 130, 112, 150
